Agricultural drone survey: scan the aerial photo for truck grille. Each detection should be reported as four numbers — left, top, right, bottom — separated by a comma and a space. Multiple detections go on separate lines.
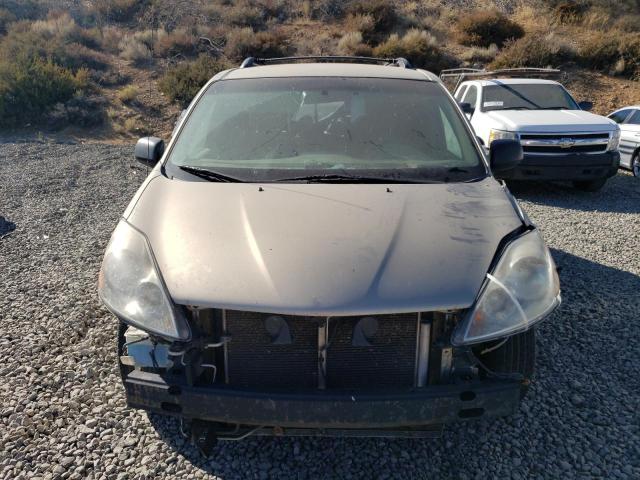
520, 132, 610, 155
224, 311, 419, 391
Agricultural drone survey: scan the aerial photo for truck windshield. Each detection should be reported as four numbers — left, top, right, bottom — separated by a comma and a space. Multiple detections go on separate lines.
482, 83, 578, 112
166, 77, 486, 183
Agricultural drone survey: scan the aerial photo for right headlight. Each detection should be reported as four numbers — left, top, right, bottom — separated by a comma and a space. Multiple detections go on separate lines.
98, 219, 190, 341
607, 127, 621, 152
488, 129, 519, 145
452, 229, 560, 346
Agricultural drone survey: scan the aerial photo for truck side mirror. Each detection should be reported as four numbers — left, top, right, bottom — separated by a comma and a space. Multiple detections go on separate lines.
459, 102, 474, 115
490, 139, 522, 174
578, 101, 593, 111
135, 137, 165, 167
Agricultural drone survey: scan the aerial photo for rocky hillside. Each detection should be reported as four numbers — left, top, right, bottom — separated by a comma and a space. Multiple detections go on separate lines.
0, 0, 638, 142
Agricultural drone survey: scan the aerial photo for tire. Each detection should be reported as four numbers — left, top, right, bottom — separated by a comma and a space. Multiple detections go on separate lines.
632, 154, 640, 178
473, 328, 536, 399
573, 178, 607, 192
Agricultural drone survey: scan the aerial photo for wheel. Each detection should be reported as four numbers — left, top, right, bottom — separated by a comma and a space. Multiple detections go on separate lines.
473, 328, 536, 399
573, 178, 607, 192
632, 154, 640, 177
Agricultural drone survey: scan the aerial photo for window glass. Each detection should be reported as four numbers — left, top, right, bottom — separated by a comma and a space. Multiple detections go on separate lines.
167, 77, 486, 183
626, 110, 640, 125
454, 85, 468, 101
463, 86, 478, 107
608, 109, 631, 124
482, 83, 578, 111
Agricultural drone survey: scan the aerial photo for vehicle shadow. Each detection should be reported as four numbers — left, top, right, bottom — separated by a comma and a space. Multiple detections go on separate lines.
0, 215, 16, 238
506, 171, 640, 214
148, 249, 640, 479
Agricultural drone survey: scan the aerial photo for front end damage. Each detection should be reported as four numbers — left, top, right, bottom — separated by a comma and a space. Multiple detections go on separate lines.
118, 308, 527, 450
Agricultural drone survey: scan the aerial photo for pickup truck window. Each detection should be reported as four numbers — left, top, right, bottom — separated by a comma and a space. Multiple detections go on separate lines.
454, 85, 468, 101
463, 86, 478, 108
167, 77, 486, 183
482, 83, 579, 112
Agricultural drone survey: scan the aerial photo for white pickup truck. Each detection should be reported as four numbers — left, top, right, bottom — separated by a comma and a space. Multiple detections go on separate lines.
451, 77, 621, 191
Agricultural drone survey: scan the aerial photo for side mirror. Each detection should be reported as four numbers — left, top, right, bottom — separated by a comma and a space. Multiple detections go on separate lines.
578, 101, 593, 111
135, 137, 165, 167
459, 102, 475, 115
476, 136, 485, 146
490, 139, 522, 174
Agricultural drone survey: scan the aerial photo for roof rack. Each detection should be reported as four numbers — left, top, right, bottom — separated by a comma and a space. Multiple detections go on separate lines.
240, 56, 414, 69
439, 68, 564, 91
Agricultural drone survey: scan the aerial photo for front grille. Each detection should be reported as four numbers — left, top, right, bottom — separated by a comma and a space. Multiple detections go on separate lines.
520, 132, 610, 155
326, 314, 418, 390
225, 310, 318, 389
224, 311, 419, 391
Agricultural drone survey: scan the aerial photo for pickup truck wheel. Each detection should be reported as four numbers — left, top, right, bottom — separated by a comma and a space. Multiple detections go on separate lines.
572, 178, 607, 192
632, 154, 639, 177
473, 328, 535, 399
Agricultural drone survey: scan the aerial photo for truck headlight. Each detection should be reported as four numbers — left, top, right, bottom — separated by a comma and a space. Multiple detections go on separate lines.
452, 229, 560, 346
488, 129, 519, 145
607, 128, 621, 151
98, 219, 190, 341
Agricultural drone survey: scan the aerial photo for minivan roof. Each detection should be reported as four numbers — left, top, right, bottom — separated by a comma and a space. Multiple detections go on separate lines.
222, 63, 437, 81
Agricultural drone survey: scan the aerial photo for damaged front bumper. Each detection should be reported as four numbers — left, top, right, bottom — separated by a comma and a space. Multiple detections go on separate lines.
124, 369, 521, 437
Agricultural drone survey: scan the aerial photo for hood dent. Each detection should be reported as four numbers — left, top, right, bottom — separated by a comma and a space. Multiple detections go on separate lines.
128, 178, 523, 316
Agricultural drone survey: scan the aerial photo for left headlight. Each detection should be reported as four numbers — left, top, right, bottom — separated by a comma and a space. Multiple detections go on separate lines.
452, 229, 560, 346
607, 128, 621, 152
488, 129, 519, 145
98, 219, 190, 341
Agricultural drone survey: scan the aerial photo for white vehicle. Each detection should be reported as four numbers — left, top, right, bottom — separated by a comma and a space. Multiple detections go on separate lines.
607, 106, 640, 177
441, 70, 621, 191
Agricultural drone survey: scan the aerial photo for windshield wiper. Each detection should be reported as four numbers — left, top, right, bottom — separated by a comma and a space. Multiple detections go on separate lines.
179, 165, 244, 182
538, 106, 570, 110
274, 173, 433, 184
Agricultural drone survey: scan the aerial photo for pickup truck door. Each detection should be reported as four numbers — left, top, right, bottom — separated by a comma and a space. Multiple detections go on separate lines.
619, 109, 640, 167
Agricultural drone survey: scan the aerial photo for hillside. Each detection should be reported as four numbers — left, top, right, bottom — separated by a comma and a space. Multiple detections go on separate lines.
0, 0, 639, 142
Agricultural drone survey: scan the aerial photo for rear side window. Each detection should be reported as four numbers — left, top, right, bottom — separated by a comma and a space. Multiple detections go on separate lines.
454, 85, 468, 101
463, 86, 478, 107
627, 110, 640, 125
609, 109, 631, 124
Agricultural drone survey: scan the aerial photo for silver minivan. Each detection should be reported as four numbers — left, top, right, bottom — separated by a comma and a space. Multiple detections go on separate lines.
98, 57, 560, 449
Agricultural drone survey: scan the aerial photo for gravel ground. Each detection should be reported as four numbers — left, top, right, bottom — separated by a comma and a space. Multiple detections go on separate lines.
1, 142, 639, 480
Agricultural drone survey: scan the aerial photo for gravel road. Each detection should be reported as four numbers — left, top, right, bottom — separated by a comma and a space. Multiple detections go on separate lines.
1, 142, 639, 479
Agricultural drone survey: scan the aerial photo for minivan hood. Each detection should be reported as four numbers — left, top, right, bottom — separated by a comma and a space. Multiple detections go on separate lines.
485, 109, 616, 133
127, 176, 522, 316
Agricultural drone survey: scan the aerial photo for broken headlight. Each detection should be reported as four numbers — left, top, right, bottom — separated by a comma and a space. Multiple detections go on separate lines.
452, 229, 560, 346
98, 219, 190, 341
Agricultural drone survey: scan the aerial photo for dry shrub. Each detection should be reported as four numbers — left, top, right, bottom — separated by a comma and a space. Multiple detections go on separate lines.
118, 31, 156, 64
221, 1, 265, 29
296, 31, 334, 56
578, 32, 640, 78
300, 0, 345, 21
0, 56, 86, 128
343, 13, 375, 36
159, 55, 230, 106
337, 32, 372, 56
373, 29, 456, 72
455, 10, 524, 48
490, 33, 575, 69
90, 0, 141, 23
614, 14, 640, 33
0, 8, 16, 35
346, 0, 397, 43
99, 26, 124, 54
116, 85, 138, 103
461, 44, 499, 64
552, 1, 588, 25
225, 27, 291, 61
46, 94, 106, 129
154, 27, 198, 57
